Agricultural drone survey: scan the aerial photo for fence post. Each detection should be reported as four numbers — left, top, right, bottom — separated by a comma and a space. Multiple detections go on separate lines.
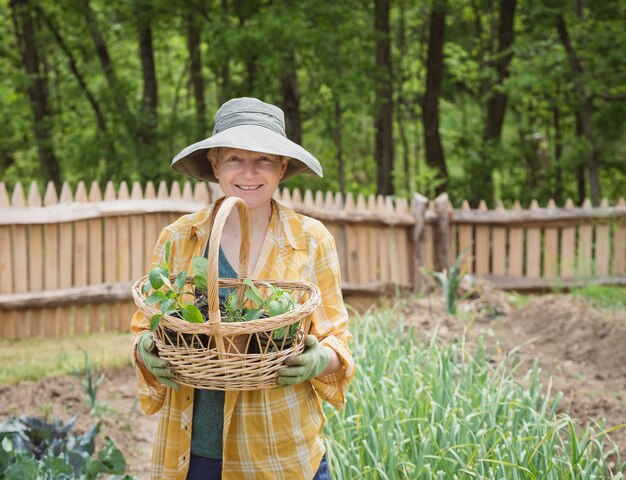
411, 193, 428, 292
433, 192, 451, 271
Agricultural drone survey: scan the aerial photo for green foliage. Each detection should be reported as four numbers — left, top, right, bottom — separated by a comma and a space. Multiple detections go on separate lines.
324, 308, 623, 478
571, 285, 626, 311
423, 249, 470, 314
143, 244, 298, 340
71, 349, 106, 411
1, 0, 624, 203
0, 416, 132, 479
220, 279, 300, 340
143, 241, 204, 331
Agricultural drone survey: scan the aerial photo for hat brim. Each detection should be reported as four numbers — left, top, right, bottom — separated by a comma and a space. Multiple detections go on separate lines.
171, 125, 323, 183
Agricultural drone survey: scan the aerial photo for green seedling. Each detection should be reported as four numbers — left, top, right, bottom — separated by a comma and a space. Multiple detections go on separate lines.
142, 241, 205, 331
71, 348, 105, 410
422, 248, 470, 315
221, 279, 300, 341
143, 244, 300, 342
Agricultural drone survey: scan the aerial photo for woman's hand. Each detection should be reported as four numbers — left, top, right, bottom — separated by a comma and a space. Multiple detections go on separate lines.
137, 332, 181, 391
276, 335, 331, 386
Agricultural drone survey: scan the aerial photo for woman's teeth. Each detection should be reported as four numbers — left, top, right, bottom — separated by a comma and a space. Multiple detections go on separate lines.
237, 185, 261, 190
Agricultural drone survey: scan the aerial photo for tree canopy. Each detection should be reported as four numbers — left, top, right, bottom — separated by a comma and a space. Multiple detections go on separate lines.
2, 0, 624, 206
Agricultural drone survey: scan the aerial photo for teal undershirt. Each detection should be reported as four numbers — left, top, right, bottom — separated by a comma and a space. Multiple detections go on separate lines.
190, 246, 237, 459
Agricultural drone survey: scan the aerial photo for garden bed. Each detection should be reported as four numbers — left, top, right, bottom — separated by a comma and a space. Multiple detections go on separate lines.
1, 290, 624, 476
404, 289, 626, 468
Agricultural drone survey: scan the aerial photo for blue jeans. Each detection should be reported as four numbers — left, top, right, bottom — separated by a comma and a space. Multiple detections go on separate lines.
187, 454, 330, 480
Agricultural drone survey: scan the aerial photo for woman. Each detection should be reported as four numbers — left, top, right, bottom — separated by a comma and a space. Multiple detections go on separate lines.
130, 97, 355, 480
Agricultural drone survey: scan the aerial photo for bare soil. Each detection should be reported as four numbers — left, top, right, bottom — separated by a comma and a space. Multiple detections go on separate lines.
404, 288, 626, 466
1, 290, 624, 478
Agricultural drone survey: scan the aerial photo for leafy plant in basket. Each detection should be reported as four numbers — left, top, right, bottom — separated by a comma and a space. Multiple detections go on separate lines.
223, 278, 302, 349
142, 241, 206, 332
142, 241, 302, 351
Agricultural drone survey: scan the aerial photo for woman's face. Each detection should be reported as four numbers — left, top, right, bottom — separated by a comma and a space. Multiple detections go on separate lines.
210, 148, 288, 211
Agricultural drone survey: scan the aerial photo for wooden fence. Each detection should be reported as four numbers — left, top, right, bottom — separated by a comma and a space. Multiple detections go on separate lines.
0, 180, 624, 339
448, 198, 626, 290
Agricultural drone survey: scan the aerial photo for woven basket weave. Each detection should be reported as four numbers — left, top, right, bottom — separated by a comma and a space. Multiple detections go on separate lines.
132, 197, 321, 390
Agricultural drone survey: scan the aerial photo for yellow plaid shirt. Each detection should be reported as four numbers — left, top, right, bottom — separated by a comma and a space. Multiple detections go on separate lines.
130, 198, 355, 480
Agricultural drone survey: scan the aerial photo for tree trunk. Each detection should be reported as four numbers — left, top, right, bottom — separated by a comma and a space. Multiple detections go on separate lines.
136, 0, 158, 146
83, 0, 132, 132
218, 0, 231, 105
83, 0, 118, 96
10, 0, 61, 187
334, 98, 345, 195
552, 102, 563, 205
374, 0, 394, 196
483, 0, 516, 141
234, 0, 259, 95
186, 12, 206, 138
575, 112, 587, 205
422, 0, 448, 195
556, 14, 600, 205
280, 56, 302, 144
479, 0, 517, 206
396, 0, 411, 193
38, 6, 109, 136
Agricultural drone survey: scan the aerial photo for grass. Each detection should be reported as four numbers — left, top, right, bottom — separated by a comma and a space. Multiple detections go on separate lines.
571, 285, 626, 311
0, 331, 132, 386
324, 305, 624, 479
505, 291, 533, 309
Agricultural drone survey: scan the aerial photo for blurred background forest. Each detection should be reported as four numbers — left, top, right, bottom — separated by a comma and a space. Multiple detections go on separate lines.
1, 0, 624, 207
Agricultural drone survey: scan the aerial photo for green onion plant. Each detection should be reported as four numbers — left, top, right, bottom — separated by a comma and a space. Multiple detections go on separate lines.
324, 307, 623, 479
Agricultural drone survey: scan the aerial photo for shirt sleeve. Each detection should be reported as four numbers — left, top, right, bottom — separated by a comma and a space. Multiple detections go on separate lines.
307, 234, 356, 409
129, 227, 176, 415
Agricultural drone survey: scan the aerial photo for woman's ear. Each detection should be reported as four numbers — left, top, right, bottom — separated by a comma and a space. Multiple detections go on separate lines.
279, 157, 290, 179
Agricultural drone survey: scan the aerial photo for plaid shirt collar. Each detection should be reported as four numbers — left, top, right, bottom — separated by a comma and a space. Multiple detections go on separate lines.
187, 197, 306, 251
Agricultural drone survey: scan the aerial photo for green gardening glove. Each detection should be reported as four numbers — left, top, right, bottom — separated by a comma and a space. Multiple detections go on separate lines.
277, 335, 330, 386
137, 332, 180, 391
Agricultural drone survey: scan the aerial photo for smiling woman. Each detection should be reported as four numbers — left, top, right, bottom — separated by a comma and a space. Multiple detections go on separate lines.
208, 147, 288, 215
129, 97, 355, 480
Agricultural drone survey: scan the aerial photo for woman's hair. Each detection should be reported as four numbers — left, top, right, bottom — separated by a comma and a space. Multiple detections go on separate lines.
206, 147, 222, 164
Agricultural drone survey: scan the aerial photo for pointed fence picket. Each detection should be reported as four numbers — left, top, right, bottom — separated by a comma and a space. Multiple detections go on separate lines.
449, 196, 626, 290
0, 180, 624, 339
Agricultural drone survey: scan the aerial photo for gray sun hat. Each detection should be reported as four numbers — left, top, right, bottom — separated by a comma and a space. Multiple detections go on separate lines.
171, 97, 323, 182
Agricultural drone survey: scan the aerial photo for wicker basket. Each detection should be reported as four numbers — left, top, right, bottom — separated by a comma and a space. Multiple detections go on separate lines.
132, 197, 321, 390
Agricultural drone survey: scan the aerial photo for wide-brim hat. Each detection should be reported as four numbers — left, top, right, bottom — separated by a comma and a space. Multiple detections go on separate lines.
171, 97, 323, 183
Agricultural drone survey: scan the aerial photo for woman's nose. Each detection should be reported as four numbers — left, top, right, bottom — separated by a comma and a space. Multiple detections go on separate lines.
240, 160, 257, 176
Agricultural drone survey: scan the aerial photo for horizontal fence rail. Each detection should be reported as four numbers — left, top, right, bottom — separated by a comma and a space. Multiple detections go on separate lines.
0, 180, 624, 339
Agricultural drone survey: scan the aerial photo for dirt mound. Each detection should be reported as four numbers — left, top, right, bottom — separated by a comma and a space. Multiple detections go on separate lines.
404, 290, 626, 464
500, 295, 626, 453
507, 295, 626, 380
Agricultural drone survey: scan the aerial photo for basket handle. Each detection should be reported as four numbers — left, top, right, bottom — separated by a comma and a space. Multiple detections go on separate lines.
206, 197, 250, 325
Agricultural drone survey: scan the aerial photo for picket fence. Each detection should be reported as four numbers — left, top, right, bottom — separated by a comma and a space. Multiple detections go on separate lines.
0, 180, 624, 340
